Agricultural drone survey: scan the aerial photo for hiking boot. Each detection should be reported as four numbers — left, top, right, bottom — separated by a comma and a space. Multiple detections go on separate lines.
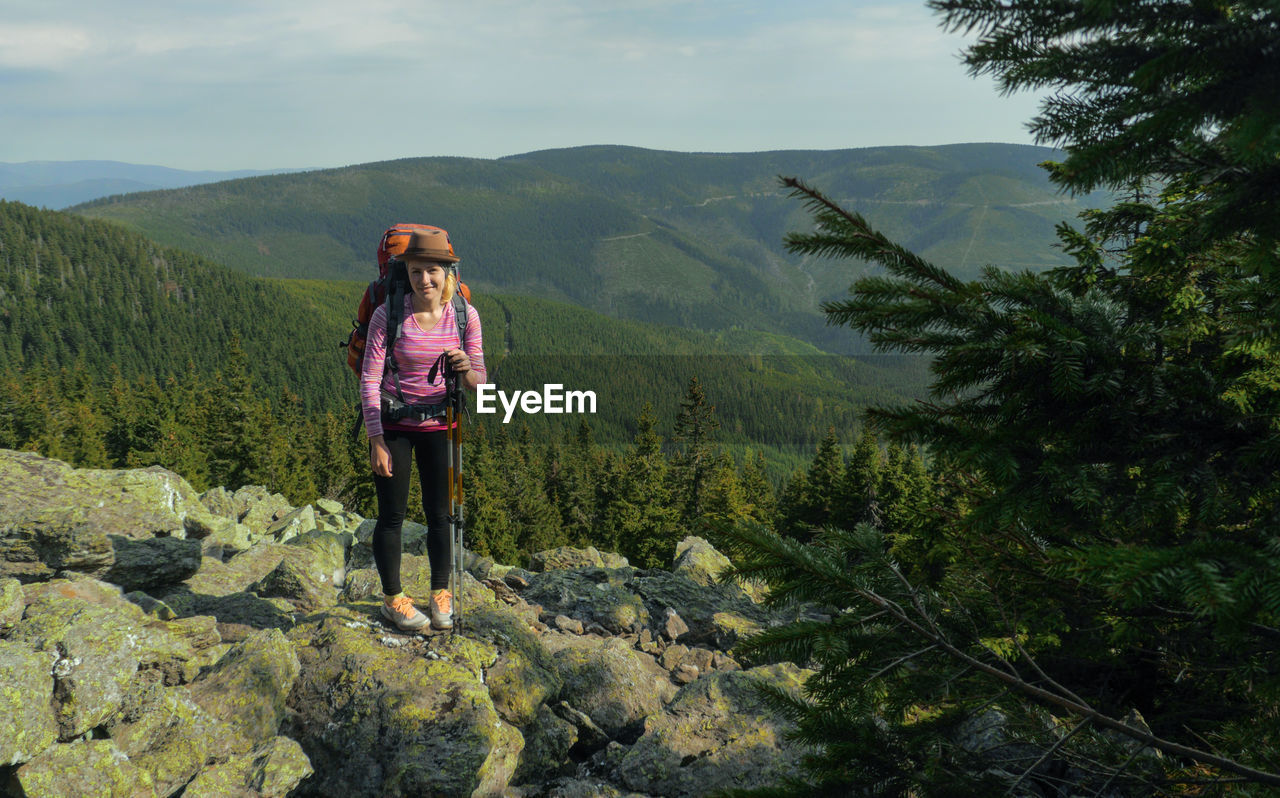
381, 594, 429, 632
429, 589, 453, 630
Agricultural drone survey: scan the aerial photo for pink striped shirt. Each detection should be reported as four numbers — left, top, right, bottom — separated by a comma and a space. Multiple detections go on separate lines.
361, 295, 486, 437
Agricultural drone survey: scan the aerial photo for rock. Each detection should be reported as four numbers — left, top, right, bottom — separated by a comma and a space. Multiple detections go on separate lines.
11, 587, 148, 738
612, 663, 812, 797
673, 663, 700, 684
287, 529, 350, 586
529, 545, 608, 572
265, 504, 317, 544
661, 607, 689, 641
0, 450, 223, 585
627, 570, 769, 650
198, 486, 240, 520
15, 739, 158, 797
550, 700, 610, 755
542, 777, 626, 798
660, 644, 689, 672
106, 679, 235, 795
314, 498, 344, 515
200, 520, 253, 560
554, 615, 585, 635
237, 489, 295, 539
542, 634, 676, 739
102, 535, 202, 592
484, 577, 522, 605
672, 535, 732, 586
250, 546, 338, 612
0, 576, 22, 631
285, 617, 522, 798
523, 568, 648, 635
125, 591, 176, 620
686, 647, 714, 674
504, 569, 535, 590
182, 735, 313, 798
512, 704, 578, 784
189, 627, 300, 748
466, 550, 496, 580
0, 641, 59, 765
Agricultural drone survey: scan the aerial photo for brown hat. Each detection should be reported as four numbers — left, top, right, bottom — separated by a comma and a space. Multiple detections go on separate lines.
397, 228, 460, 263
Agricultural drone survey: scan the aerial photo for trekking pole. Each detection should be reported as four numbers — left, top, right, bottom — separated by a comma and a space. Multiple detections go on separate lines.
445, 356, 465, 633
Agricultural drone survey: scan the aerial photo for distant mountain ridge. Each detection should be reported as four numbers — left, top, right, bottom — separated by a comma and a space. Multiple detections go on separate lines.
0, 161, 311, 209
71, 144, 1103, 354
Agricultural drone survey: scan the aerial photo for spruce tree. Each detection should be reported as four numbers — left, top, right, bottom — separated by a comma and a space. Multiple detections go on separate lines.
719, 1, 1280, 792
670, 376, 722, 524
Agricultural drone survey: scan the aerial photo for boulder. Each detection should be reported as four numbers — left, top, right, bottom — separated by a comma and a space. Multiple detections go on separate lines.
541, 634, 676, 739
285, 617, 523, 798
105, 677, 235, 795
15, 739, 158, 797
10, 586, 153, 738
0, 640, 59, 766
530, 545, 608, 572
265, 504, 317, 544
0, 450, 224, 581
0, 576, 22, 631
102, 534, 202, 592
287, 529, 351, 586
237, 489, 295, 539
511, 704, 578, 784
189, 628, 300, 748
249, 546, 338, 612
627, 570, 768, 650
523, 568, 649, 635
182, 736, 313, 798
671, 535, 732, 586
612, 663, 812, 797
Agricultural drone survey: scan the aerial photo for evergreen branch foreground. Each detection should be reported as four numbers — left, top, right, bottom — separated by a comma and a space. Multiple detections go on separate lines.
715, 520, 1280, 791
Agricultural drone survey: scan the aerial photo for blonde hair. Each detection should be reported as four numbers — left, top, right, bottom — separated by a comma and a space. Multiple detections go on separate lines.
406, 258, 458, 302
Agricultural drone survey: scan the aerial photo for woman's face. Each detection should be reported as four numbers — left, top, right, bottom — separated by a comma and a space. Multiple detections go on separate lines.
407, 260, 448, 300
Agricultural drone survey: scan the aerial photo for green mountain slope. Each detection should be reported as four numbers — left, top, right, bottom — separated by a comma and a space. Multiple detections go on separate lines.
0, 201, 925, 458
72, 144, 1100, 354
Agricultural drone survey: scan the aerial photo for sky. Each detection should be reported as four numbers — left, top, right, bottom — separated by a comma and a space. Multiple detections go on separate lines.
2, 0, 1046, 171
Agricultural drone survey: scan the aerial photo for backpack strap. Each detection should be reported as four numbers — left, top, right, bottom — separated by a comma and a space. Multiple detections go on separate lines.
384, 262, 410, 405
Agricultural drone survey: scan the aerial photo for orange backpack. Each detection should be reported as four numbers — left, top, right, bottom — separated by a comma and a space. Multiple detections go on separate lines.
342, 223, 471, 376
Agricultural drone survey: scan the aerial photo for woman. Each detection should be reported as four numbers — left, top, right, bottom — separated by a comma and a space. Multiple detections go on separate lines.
360, 227, 485, 631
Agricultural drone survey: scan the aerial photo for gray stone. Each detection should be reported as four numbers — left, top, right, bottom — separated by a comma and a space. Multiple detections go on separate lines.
672, 535, 732, 586
662, 606, 689, 641
613, 663, 812, 797
673, 663, 700, 684
554, 615, 585, 635
189, 628, 300, 747
265, 504, 317, 544
103, 534, 202, 592
285, 617, 523, 798
250, 546, 338, 612
314, 498, 344, 515
529, 545, 608, 572
542, 634, 676, 739
183, 735, 313, 798
16, 739, 158, 797
523, 568, 648, 635
0, 640, 59, 765
287, 529, 350, 586
0, 576, 22, 631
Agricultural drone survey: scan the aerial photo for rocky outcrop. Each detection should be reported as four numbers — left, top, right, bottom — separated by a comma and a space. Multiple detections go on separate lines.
0, 450, 813, 797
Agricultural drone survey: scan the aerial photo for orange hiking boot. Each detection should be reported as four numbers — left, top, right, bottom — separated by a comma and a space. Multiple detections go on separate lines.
429, 589, 453, 630
381, 593, 429, 632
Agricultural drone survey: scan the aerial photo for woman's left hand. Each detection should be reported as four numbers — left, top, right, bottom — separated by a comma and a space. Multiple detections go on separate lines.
446, 348, 471, 373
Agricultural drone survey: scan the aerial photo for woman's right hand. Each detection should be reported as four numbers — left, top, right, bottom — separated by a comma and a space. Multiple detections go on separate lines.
370, 435, 392, 477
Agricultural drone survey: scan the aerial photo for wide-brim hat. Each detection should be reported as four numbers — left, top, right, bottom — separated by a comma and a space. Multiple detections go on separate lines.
397, 228, 460, 263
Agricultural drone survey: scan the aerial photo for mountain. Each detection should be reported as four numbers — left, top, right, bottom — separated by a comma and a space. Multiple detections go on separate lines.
71, 144, 1104, 354
0, 200, 923, 454
0, 161, 309, 209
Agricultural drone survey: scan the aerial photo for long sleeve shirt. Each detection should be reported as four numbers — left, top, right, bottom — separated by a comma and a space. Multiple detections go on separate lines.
360, 295, 486, 438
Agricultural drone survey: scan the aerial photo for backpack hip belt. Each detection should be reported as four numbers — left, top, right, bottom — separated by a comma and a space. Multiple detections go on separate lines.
380, 391, 448, 423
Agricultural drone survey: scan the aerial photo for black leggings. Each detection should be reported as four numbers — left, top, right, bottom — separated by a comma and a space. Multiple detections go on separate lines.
371, 428, 452, 595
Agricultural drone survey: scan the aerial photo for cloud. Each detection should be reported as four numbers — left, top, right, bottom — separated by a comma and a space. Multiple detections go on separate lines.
0, 24, 92, 69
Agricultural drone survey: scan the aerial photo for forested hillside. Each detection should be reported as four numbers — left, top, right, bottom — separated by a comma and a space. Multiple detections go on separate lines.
0, 201, 925, 472
72, 144, 1102, 354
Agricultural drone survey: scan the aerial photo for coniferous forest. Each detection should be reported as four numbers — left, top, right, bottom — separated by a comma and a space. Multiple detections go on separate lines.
3, 0, 1279, 795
